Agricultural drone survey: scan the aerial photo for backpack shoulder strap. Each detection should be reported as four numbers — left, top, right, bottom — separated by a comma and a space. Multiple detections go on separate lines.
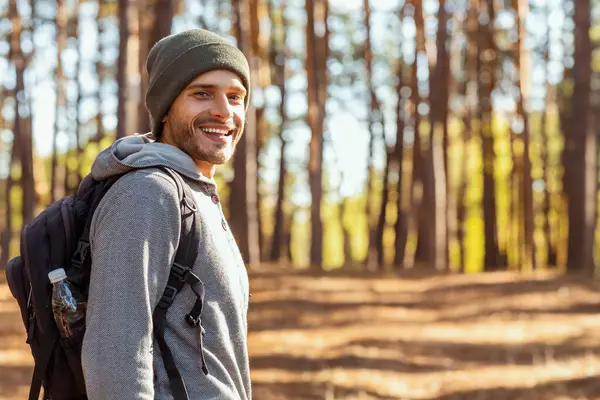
152, 167, 206, 400
71, 174, 123, 270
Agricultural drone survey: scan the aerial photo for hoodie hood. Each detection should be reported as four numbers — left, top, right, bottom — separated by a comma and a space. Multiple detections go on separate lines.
91, 133, 216, 187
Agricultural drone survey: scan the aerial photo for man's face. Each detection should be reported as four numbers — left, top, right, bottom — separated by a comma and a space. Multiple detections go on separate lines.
162, 69, 247, 166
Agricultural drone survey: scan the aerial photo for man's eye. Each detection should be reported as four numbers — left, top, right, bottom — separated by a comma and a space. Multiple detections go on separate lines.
229, 94, 243, 102
194, 91, 210, 98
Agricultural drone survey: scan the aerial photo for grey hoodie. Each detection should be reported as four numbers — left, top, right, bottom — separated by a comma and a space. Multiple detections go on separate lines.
81, 133, 251, 400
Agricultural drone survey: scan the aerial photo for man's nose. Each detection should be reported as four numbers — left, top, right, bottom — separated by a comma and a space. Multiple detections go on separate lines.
209, 94, 234, 120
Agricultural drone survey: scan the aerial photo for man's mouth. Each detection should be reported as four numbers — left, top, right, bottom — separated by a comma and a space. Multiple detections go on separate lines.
199, 126, 235, 136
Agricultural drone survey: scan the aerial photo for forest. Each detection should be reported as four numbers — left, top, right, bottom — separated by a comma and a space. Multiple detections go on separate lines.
1, 0, 600, 399
0, 0, 597, 275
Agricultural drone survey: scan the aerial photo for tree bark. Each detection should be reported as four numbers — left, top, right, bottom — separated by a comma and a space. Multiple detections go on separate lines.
51, 0, 67, 202
457, 2, 479, 272
362, 0, 384, 270
0, 2, 20, 266
268, 0, 288, 262
74, 3, 83, 188
479, 0, 501, 271
374, 147, 392, 268
137, 0, 151, 134
126, 0, 140, 135
341, 198, 353, 265
567, 0, 595, 274
427, 0, 449, 271
305, 0, 325, 268
138, 0, 173, 134
406, 0, 426, 269
230, 0, 261, 266
116, 0, 128, 139
64, 3, 82, 195
514, 0, 536, 270
0, 129, 17, 269
285, 207, 296, 263
445, 7, 462, 271
9, 0, 34, 225
541, 4, 557, 267
95, 1, 105, 143
393, 4, 408, 268
116, 0, 139, 139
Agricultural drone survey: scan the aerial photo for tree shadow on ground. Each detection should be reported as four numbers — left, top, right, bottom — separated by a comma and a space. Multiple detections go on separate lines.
340, 338, 599, 367
435, 302, 600, 323
252, 380, 400, 400
428, 375, 600, 400
249, 270, 600, 332
0, 365, 32, 398
250, 353, 445, 373
252, 374, 600, 400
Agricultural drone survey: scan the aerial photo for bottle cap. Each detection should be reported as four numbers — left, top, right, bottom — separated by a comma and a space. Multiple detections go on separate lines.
48, 268, 67, 284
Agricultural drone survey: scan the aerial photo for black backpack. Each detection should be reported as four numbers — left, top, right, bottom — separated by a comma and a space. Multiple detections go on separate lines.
5, 166, 207, 400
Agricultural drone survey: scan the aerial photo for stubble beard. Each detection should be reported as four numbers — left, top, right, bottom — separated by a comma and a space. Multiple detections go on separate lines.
168, 113, 243, 165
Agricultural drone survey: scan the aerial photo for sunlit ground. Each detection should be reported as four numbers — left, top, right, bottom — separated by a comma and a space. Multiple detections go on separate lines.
2, 268, 600, 399
248, 268, 600, 399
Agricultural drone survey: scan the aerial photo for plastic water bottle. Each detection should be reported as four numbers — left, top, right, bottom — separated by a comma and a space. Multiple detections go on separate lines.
48, 268, 86, 338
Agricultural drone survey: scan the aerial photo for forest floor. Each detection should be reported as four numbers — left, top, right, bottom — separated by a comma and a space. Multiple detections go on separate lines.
1, 266, 600, 399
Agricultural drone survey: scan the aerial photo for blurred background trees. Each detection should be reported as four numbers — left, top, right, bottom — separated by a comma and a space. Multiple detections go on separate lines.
0, 0, 598, 275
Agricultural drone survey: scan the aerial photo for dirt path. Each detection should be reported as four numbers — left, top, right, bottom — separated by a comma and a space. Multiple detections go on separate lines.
2, 269, 600, 399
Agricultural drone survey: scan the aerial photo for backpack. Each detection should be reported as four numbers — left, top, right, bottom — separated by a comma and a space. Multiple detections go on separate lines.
5, 166, 207, 400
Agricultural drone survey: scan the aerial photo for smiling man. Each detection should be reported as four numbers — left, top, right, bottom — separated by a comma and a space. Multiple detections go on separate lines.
81, 29, 252, 400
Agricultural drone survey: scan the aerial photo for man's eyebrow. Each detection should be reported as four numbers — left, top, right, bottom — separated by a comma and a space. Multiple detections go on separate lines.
187, 83, 247, 95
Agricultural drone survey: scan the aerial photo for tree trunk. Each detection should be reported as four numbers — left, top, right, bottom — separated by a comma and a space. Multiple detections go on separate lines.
95, 1, 105, 143
317, 0, 329, 267
427, 0, 449, 271
306, 0, 324, 268
116, 0, 138, 139
51, 0, 67, 202
255, 106, 266, 259
514, 0, 536, 270
74, 4, 83, 188
374, 147, 392, 268
9, 0, 34, 225
64, 3, 82, 195
541, 4, 557, 267
268, 0, 288, 262
249, 0, 269, 261
567, 0, 595, 274
285, 207, 296, 264
392, 96, 408, 267
126, 0, 140, 135
137, 0, 151, 134
1, 2, 20, 265
341, 198, 353, 266
148, 1, 174, 73
116, 0, 128, 139
406, 0, 426, 269
270, 131, 287, 262
457, 2, 479, 272
393, 4, 408, 268
479, 0, 501, 271
0, 130, 17, 269
509, 121, 522, 268
138, 0, 173, 134
558, 15, 573, 268
230, 0, 261, 266
362, 0, 384, 270
445, 6, 462, 271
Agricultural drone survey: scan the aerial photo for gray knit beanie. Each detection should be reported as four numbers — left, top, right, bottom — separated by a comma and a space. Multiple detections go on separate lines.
145, 29, 251, 138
